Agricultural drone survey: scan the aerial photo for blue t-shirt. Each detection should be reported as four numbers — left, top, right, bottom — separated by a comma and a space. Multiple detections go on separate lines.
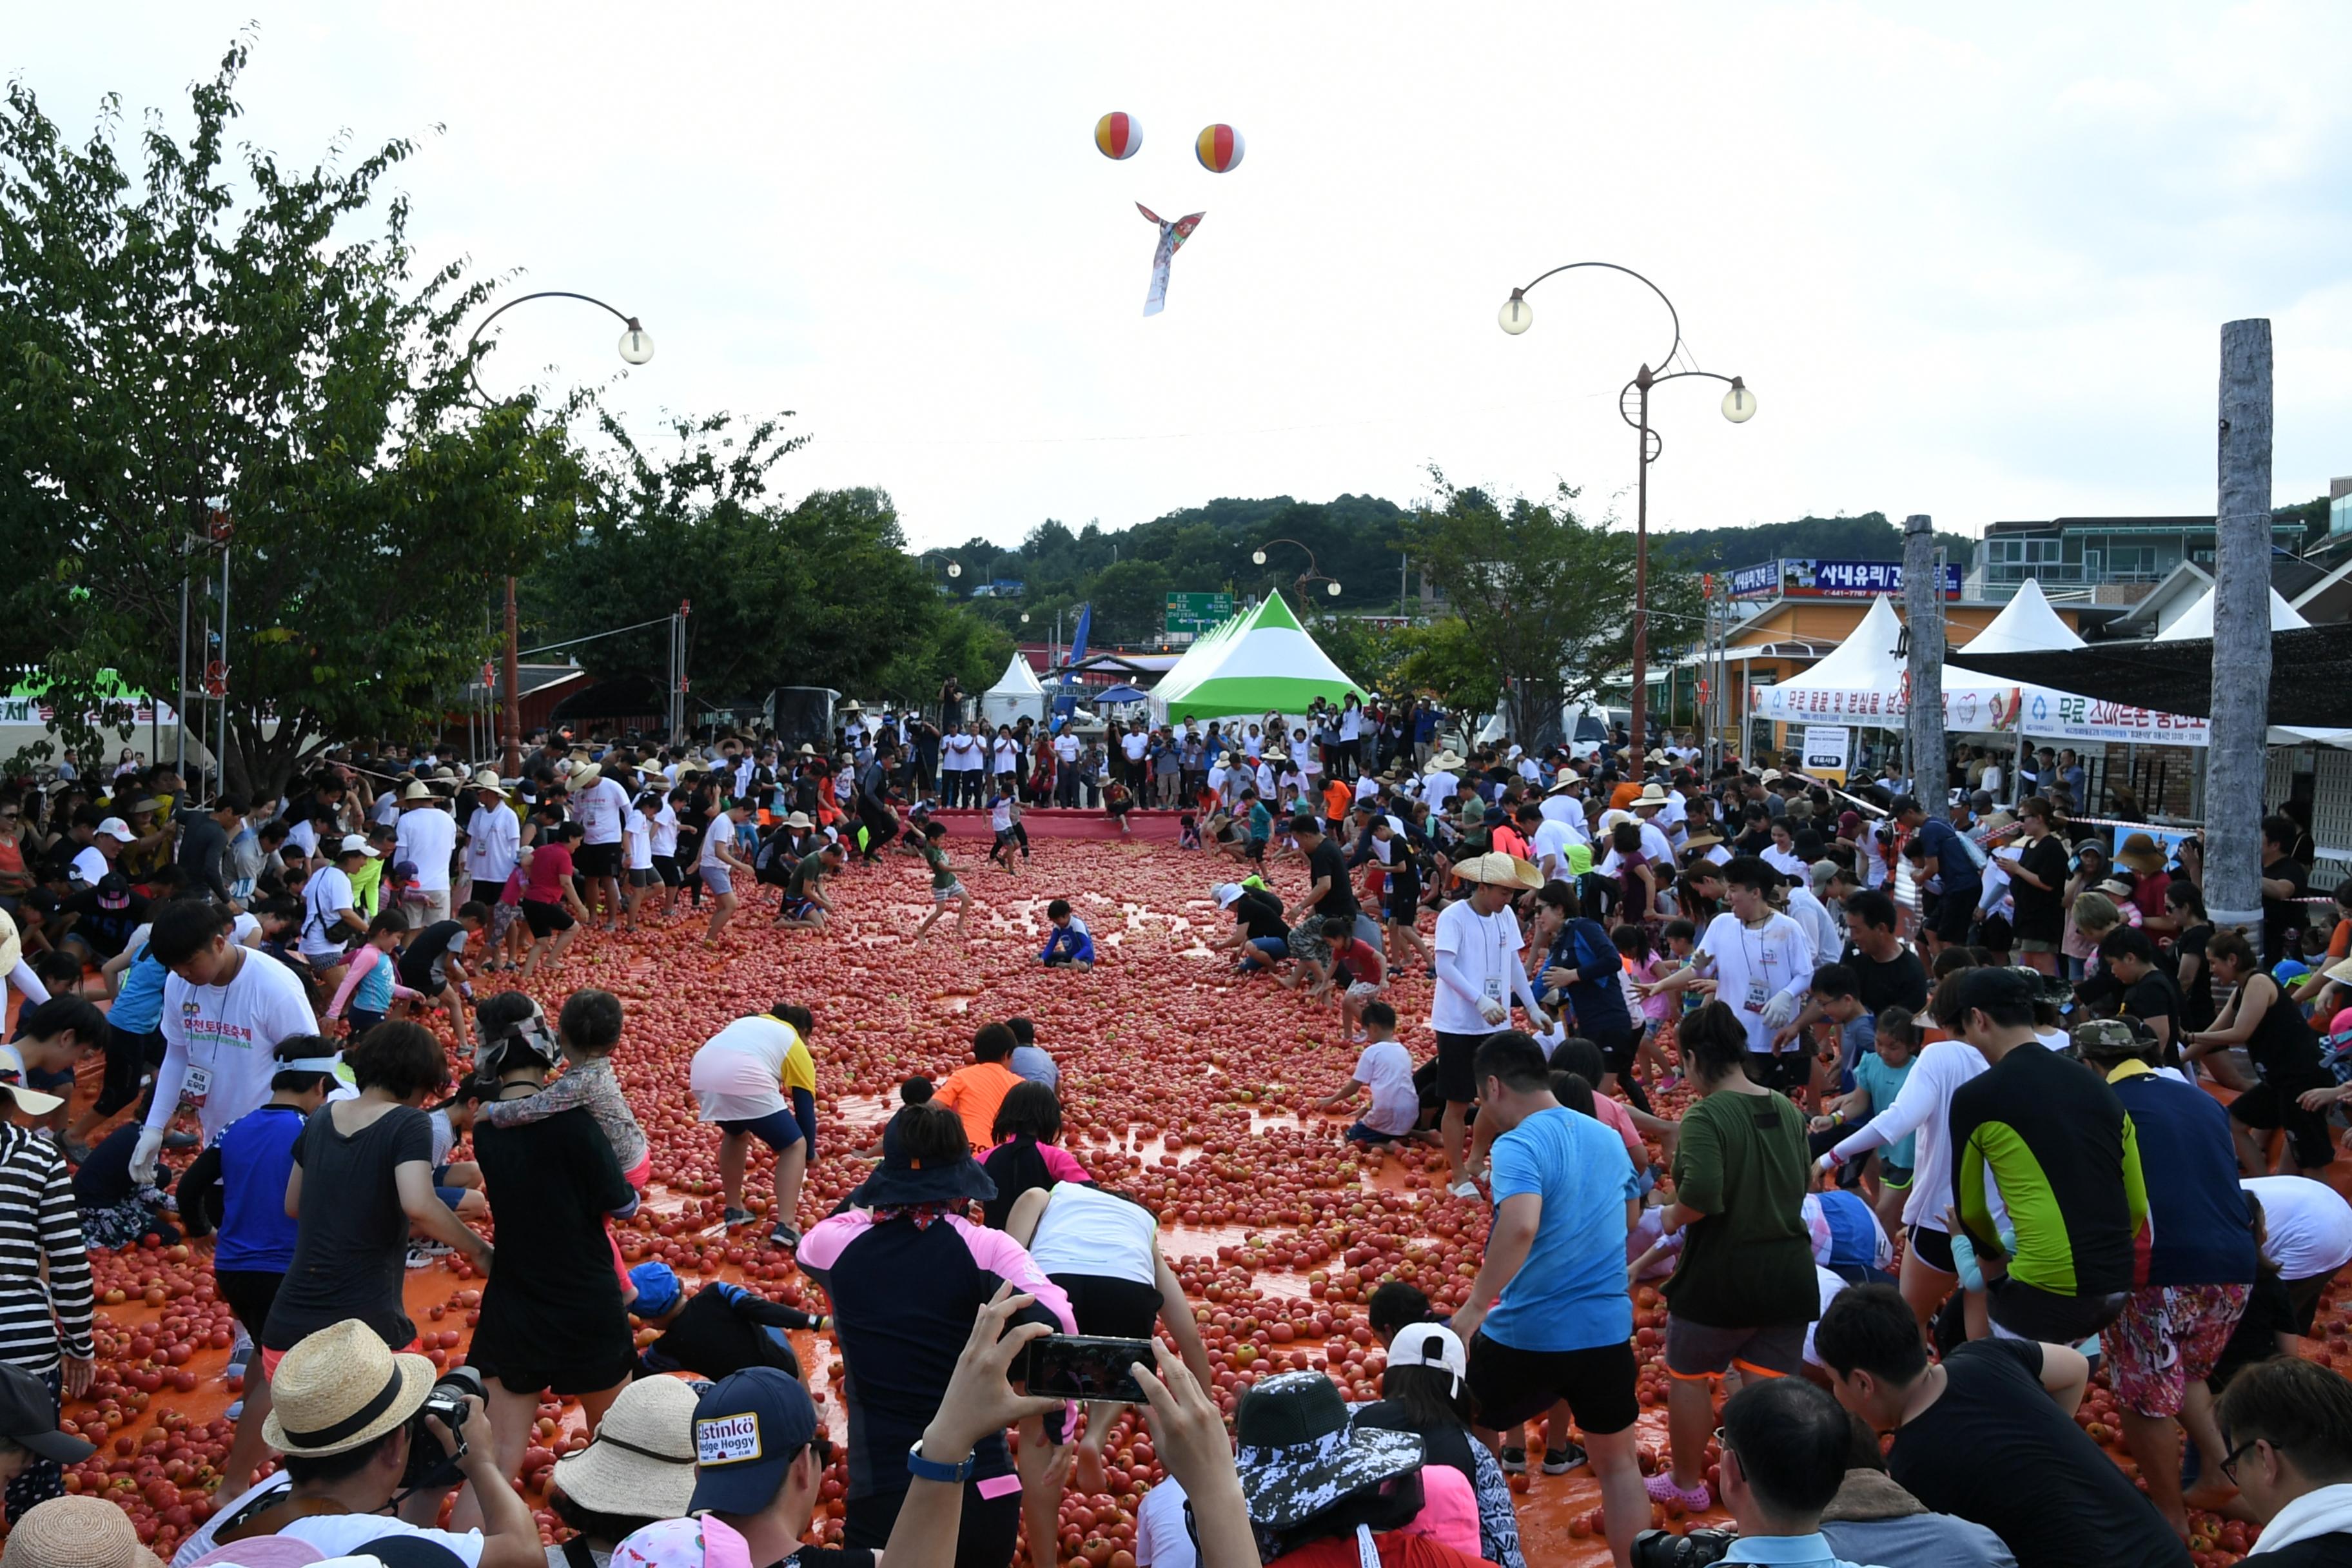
213, 1103, 308, 1273
1814, 1187, 1883, 1275
2110, 1069, 2258, 1288
1917, 818, 1980, 897
1853, 1053, 1916, 1168
111, 941, 169, 1035
1484, 1106, 1642, 1353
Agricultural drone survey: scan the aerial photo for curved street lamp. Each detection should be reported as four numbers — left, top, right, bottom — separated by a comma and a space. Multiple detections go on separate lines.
1252, 538, 1344, 599
1499, 262, 1753, 755
460, 289, 657, 774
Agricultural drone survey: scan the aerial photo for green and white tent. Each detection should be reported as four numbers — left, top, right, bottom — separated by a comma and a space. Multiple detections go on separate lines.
1152, 591, 1366, 721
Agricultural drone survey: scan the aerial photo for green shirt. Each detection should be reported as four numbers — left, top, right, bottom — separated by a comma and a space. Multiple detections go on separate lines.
922, 843, 956, 890
349, 858, 386, 917
1664, 1086, 1818, 1328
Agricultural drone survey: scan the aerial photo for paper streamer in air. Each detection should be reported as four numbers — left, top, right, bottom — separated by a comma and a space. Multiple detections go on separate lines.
1138, 202, 1205, 317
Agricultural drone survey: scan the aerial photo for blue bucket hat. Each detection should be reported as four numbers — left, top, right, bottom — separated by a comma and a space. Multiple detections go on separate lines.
629, 1260, 683, 1318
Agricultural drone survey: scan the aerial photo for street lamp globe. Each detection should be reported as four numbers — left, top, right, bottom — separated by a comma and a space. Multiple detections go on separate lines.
618, 321, 656, 366
1326, 580, 1342, 598
1497, 293, 1533, 335
1721, 378, 1757, 423
1251, 549, 1268, 565
947, 561, 962, 578
1021, 612, 1031, 623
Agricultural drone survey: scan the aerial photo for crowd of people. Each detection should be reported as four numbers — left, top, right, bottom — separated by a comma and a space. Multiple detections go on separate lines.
3, 712, 2352, 1568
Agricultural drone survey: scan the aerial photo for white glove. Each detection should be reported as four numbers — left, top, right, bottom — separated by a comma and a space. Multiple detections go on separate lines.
128, 1128, 166, 1185
1761, 991, 1801, 1030
1478, 999, 1508, 1026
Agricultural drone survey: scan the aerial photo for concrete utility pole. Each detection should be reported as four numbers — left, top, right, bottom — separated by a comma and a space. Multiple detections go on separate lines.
2204, 318, 2273, 936
1902, 514, 1945, 803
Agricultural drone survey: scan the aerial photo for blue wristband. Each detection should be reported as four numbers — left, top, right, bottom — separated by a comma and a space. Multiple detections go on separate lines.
905, 1438, 974, 1485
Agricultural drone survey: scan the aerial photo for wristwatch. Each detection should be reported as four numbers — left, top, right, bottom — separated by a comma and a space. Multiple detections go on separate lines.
905, 1438, 975, 1484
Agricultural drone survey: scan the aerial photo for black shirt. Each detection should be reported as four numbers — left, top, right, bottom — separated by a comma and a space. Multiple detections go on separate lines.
470, 1104, 636, 1391
2006, 834, 2070, 941
2121, 970, 2184, 1041
1233, 887, 1288, 943
1888, 1338, 2190, 1568
61, 887, 148, 960
2264, 854, 2312, 965
636, 1281, 818, 1382
2241, 974, 2327, 1086
1839, 943, 1930, 1016
397, 919, 468, 990
2175, 923, 2217, 1032
1306, 839, 1357, 919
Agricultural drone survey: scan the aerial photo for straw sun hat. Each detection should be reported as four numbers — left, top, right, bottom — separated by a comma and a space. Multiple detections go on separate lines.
1451, 852, 1543, 891
260, 1319, 436, 1457
0, 1497, 164, 1568
549, 1375, 701, 1520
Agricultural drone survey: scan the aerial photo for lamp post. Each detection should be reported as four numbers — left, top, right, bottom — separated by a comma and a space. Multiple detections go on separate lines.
916, 551, 966, 594
462, 289, 655, 776
1498, 264, 1753, 756
1252, 538, 1344, 601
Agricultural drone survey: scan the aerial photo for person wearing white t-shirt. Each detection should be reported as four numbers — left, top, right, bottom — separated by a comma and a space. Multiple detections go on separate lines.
462, 776, 520, 906
129, 901, 321, 1182
1783, 881, 1839, 970
941, 723, 981, 808
1642, 856, 1815, 1072
298, 837, 374, 979
393, 783, 458, 928
570, 764, 632, 929
1052, 729, 1083, 807
2244, 1177, 2352, 1328
1429, 853, 1550, 1199
1420, 760, 1461, 818
1529, 815, 1580, 883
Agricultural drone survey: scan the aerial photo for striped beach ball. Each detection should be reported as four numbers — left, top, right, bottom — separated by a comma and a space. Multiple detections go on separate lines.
1094, 112, 1142, 161
1194, 122, 1245, 172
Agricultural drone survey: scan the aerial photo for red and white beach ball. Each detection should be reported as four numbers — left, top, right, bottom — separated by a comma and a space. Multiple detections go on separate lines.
1094, 112, 1142, 160
1194, 122, 1245, 172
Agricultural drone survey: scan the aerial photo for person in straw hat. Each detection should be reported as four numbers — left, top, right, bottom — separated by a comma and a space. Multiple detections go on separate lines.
1427, 851, 1551, 1200
199, 1318, 540, 1568
543, 1375, 701, 1568
0, 1496, 159, 1568
392, 779, 458, 932
461, 770, 520, 916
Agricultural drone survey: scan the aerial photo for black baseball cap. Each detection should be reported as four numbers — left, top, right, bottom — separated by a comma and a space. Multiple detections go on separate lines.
0, 1363, 95, 1463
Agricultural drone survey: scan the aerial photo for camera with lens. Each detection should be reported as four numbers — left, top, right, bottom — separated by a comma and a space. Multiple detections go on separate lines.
1631, 1526, 1739, 1568
400, 1364, 485, 1491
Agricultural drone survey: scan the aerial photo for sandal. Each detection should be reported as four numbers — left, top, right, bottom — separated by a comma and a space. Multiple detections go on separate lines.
1644, 1470, 1711, 1511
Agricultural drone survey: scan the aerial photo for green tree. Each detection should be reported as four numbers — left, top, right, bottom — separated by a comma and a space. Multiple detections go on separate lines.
524, 411, 1008, 709
1088, 559, 1173, 645
0, 39, 584, 792
1391, 618, 1500, 714
1404, 472, 1700, 743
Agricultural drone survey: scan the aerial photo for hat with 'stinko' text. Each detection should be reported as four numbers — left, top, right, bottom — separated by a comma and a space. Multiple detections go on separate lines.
686, 1367, 820, 1515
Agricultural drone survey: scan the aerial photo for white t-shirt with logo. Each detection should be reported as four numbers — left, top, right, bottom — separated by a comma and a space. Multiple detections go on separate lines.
1696, 910, 1813, 1055
1430, 899, 1525, 1037
576, 776, 630, 846
149, 948, 320, 1144
464, 802, 520, 885
1054, 733, 1081, 765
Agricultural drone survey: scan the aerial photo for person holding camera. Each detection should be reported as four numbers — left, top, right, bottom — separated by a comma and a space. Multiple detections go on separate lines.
199, 1318, 543, 1568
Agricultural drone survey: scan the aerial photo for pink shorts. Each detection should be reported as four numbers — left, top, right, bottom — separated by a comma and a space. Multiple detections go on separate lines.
2102, 1283, 2249, 1418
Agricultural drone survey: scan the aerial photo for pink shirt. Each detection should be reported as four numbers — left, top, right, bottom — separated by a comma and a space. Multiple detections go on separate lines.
987, 1138, 1093, 1186
1398, 1462, 1482, 1559
1589, 1092, 1647, 1171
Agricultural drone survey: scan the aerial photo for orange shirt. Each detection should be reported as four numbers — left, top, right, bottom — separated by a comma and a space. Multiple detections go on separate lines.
932, 1061, 1025, 1152
1323, 779, 1353, 821
1611, 781, 1640, 811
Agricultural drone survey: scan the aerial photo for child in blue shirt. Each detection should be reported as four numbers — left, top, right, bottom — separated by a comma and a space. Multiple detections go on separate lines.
1041, 899, 1095, 969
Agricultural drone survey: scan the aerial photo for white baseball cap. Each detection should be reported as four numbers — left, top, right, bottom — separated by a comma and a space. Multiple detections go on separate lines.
1389, 1322, 1467, 1395
1212, 883, 1244, 907
95, 816, 136, 843
335, 833, 380, 859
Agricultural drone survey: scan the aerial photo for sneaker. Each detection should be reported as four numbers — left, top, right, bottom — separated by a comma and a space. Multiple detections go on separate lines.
723, 1207, 757, 1228
1543, 1442, 1587, 1475
1448, 1180, 1482, 1201
405, 1240, 452, 1270
770, 1222, 803, 1250
1498, 1447, 1527, 1475
224, 1400, 244, 1421
162, 1130, 198, 1150
1644, 1471, 1712, 1512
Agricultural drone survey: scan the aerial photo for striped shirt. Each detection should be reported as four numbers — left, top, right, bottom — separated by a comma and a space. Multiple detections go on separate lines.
0, 1124, 94, 1370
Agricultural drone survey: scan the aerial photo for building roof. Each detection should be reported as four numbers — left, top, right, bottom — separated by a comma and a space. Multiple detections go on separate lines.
1983, 514, 2228, 538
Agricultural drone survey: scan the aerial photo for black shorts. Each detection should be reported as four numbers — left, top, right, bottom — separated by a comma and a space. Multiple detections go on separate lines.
1929, 893, 1976, 944
1465, 1334, 1638, 1435
521, 899, 574, 938
471, 879, 507, 910
1046, 1273, 1164, 1340
651, 854, 682, 887
2230, 1077, 2337, 1170
215, 1269, 286, 1342
574, 841, 622, 878
1907, 1223, 1956, 1275
1747, 1052, 1808, 1094
95, 1021, 166, 1117
1435, 1030, 1489, 1104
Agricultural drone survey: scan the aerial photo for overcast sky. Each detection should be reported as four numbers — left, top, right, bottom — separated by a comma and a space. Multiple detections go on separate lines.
12, 3, 2351, 553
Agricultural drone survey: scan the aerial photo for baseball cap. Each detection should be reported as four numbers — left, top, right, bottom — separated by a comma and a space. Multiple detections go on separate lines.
0, 1362, 95, 1462
95, 816, 136, 843
95, 872, 133, 911
0, 1044, 66, 1117
335, 833, 380, 859
687, 1367, 820, 1514
1387, 1322, 1467, 1396
1212, 883, 1244, 908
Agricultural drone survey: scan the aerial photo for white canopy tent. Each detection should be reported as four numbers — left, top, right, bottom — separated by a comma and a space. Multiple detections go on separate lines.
1959, 578, 2084, 656
979, 651, 1046, 726
1750, 597, 2019, 732
2152, 584, 2310, 643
